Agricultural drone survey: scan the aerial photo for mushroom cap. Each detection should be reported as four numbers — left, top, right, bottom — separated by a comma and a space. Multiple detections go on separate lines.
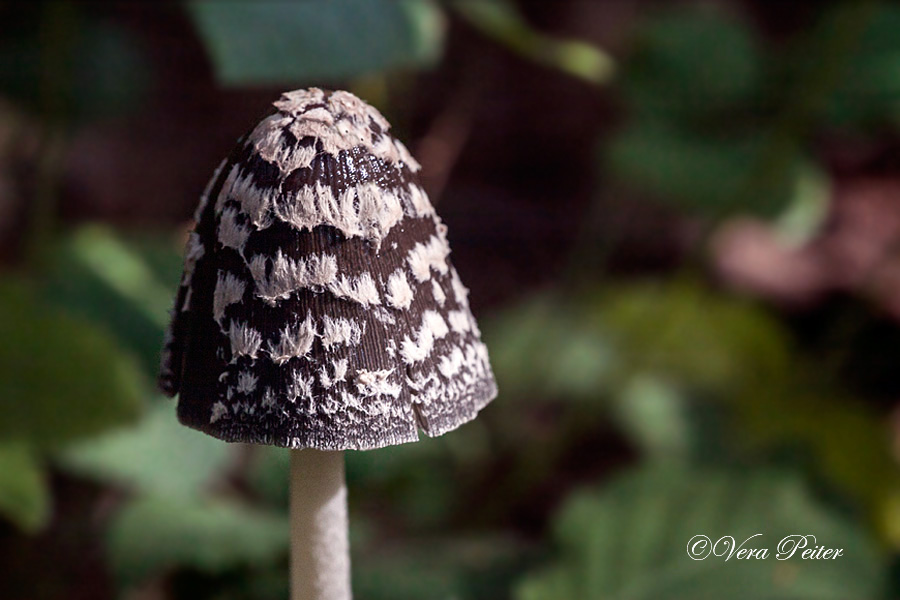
159, 88, 497, 451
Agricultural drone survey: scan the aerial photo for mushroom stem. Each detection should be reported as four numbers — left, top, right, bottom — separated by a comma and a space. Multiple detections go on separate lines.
290, 449, 352, 600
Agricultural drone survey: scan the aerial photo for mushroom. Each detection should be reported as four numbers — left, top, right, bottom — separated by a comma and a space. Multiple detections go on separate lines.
159, 88, 497, 600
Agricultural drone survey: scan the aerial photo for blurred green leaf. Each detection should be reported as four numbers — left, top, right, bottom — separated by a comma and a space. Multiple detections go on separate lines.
490, 281, 900, 549
0, 281, 143, 447
247, 445, 291, 510
60, 401, 233, 500
599, 280, 791, 392
44, 226, 181, 376
770, 163, 831, 245
483, 293, 615, 401
62, 226, 173, 329
124, 232, 187, 292
0, 442, 49, 533
517, 464, 886, 600
108, 496, 288, 586
824, 4, 900, 129
356, 536, 528, 600
606, 283, 900, 541
622, 6, 762, 119
486, 281, 789, 401
346, 435, 458, 529
606, 122, 803, 219
612, 375, 693, 458
611, 5, 839, 229
734, 383, 900, 547
454, 0, 614, 85
187, 0, 445, 85
596, 283, 900, 540
0, 3, 149, 122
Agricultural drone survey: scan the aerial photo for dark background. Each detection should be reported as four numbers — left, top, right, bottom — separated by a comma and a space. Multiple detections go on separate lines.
2, 0, 900, 598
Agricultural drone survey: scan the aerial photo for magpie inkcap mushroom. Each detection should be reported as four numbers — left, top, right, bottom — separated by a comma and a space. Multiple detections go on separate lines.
159, 88, 497, 451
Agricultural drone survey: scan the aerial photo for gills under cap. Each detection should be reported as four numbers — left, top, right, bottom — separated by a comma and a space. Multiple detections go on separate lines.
159, 88, 497, 451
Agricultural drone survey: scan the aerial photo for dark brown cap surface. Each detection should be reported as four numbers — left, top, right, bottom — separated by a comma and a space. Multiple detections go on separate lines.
160, 88, 497, 451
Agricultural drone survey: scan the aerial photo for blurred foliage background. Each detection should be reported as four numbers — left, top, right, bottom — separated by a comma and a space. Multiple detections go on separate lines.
2, 0, 900, 598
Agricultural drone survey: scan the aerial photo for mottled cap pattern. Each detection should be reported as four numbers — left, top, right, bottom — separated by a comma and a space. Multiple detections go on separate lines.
159, 88, 497, 451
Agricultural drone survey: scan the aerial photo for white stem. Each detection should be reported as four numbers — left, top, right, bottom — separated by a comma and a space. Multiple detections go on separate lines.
290, 449, 352, 600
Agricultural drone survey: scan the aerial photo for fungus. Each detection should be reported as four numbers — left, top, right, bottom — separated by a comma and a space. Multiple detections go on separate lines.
160, 88, 497, 599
